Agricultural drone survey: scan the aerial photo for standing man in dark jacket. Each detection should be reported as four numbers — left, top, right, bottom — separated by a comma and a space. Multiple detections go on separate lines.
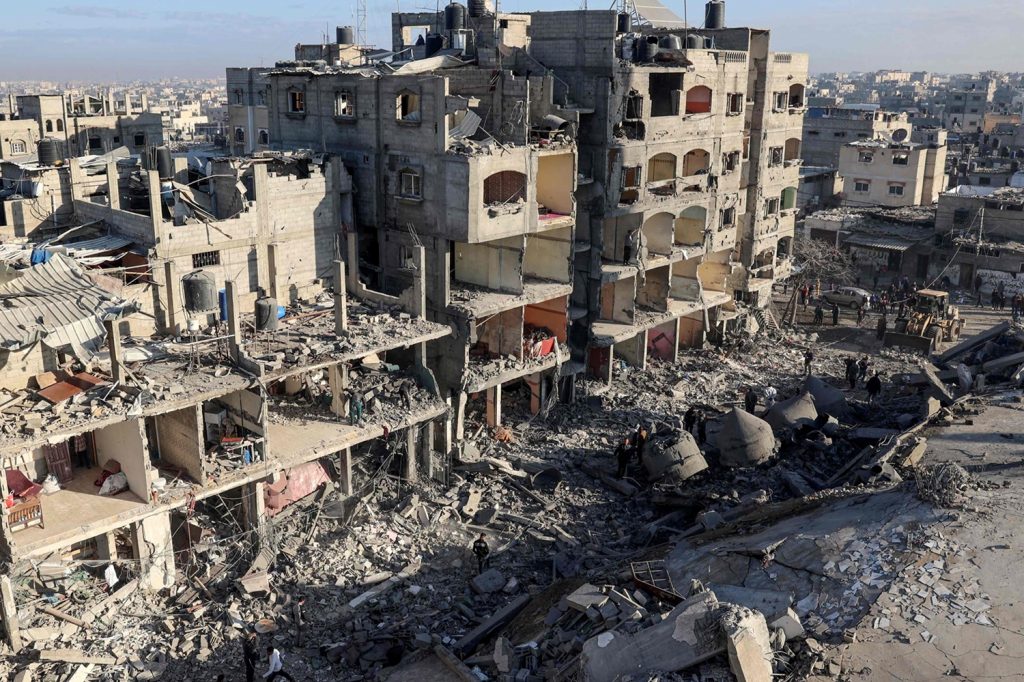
472, 533, 490, 575
744, 387, 758, 413
633, 425, 648, 465
243, 632, 259, 682
615, 437, 632, 479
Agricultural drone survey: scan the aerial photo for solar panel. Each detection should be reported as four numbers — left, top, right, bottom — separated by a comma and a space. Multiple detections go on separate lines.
631, 0, 688, 29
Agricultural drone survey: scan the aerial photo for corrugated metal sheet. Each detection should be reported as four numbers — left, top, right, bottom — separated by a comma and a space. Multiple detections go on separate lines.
842, 234, 916, 252
48, 235, 133, 258
0, 253, 123, 356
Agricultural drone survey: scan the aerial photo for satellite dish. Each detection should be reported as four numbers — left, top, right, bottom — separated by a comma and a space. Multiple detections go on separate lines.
892, 128, 909, 143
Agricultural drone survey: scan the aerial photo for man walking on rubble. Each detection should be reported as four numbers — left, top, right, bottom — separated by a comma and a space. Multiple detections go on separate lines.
615, 436, 632, 479
866, 371, 883, 405
744, 387, 758, 413
348, 390, 364, 426
243, 632, 260, 682
858, 356, 870, 384
844, 357, 859, 390
473, 533, 490, 574
813, 302, 824, 325
831, 303, 840, 326
803, 349, 814, 376
263, 646, 295, 681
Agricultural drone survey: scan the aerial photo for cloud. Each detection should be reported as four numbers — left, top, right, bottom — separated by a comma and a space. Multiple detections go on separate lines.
59, 4, 146, 19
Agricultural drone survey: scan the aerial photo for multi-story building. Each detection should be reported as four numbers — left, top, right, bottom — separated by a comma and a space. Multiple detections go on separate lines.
943, 79, 995, 132
838, 127, 947, 207
15, 93, 163, 157
802, 106, 911, 167
225, 67, 271, 155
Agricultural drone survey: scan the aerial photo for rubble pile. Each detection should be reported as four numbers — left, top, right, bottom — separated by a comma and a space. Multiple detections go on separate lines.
8, 319, 1024, 681
914, 462, 974, 508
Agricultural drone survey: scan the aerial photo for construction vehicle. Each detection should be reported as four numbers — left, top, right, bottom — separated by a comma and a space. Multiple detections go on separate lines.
883, 289, 964, 353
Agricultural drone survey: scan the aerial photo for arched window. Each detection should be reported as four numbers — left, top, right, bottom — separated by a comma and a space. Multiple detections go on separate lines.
682, 148, 711, 175
45, 120, 53, 133
674, 206, 707, 245
642, 212, 674, 255
483, 171, 526, 205
647, 153, 676, 182
234, 127, 245, 143
56, 119, 64, 132
258, 129, 269, 145
685, 86, 713, 115
788, 83, 805, 108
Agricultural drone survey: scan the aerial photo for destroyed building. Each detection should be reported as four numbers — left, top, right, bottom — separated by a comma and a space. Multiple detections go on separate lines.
802, 106, 911, 168
837, 128, 947, 208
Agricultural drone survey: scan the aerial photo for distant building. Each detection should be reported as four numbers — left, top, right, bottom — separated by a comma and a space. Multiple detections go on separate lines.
838, 128, 947, 208
802, 106, 911, 167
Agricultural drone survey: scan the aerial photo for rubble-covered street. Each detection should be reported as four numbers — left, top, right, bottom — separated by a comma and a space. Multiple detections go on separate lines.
6, 306, 1024, 682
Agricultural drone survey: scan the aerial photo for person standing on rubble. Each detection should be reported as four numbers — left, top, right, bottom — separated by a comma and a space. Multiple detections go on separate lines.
856, 305, 865, 326
349, 391, 364, 426
831, 303, 840, 326
473, 533, 490, 574
803, 349, 814, 376
877, 314, 887, 341
844, 358, 858, 390
633, 425, 648, 465
243, 632, 260, 682
858, 356, 870, 384
799, 282, 809, 308
615, 436, 632, 479
263, 646, 295, 681
683, 406, 698, 436
813, 302, 824, 325
623, 228, 640, 265
866, 371, 883, 404
744, 387, 757, 413
696, 411, 708, 445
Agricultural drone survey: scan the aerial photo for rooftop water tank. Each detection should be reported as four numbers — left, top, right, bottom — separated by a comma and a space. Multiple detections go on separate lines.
468, 0, 486, 17
660, 34, 682, 50
617, 12, 631, 34
156, 146, 173, 180
255, 296, 279, 331
182, 270, 218, 312
705, 0, 725, 29
445, 2, 466, 30
337, 25, 355, 45
37, 138, 61, 167
685, 34, 702, 49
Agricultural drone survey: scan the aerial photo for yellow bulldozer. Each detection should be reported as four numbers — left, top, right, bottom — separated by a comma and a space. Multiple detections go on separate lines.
883, 289, 964, 353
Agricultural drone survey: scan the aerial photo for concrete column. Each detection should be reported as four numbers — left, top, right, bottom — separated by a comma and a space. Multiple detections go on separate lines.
419, 423, 434, 479
441, 396, 454, 456
106, 160, 120, 210
345, 232, 360, 294
403, 428, 418, 481
105, 319, 124, 384
327, 363, 347, 418
410, 245, 427, 320
145, 169, 162, 237
413, 341, 427, 370
240, 480, 267, 542
95, 530, 118, 561
267, 243, 281, 302
163, 260, 179, 335
0, 575, 22, 653
132, 512, 176, 591
68, 158, 85, 201
333, 259, 348, 335
526, 372, 543, 415
225, 279, 241, 364
339, 448, 353, 496
485, 384, 502, 428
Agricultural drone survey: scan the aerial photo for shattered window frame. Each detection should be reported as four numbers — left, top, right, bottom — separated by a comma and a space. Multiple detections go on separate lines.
621, 165, 642, 189
858, 151, 874, 163
892, 152, 910, 165
335, 90, 355, 119
399, 168, 423, 199
288, 89, 306, 114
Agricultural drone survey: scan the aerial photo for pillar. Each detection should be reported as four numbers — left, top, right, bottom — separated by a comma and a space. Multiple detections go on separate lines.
410, 245, 427, 319
345, 232, 361, 293
163, 260, 179, 335
240, 480, 267, 542
526, 372, 543, 415
419, 423, 434, 479
404, 428, 418, 482
267, 243, 282, 302
339, 448, 353, 496
333, 259, 348, 334
0, 575, 21, 653
106, 160, 120, 210
132, 512, 176, 591
327, 363, 347, 418
95, 530, 118, 561
485, 384, 502, 428
105, 319, 124, 384
225, 279, 241, 364
68, 158, 86, 201
145, 169, 162, 235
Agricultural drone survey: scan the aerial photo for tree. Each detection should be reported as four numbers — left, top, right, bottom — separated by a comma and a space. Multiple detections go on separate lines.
784, 236, 857, 325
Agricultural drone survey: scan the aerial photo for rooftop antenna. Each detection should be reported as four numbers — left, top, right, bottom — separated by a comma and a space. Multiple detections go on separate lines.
356, 0, 368, 46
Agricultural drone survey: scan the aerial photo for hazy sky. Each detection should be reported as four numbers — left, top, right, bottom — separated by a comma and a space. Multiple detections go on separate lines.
3, 0, 1022, 81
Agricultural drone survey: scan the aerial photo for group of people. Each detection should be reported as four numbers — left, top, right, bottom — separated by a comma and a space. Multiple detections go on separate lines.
811, 302, 841, 326
239, 633, 296, 681
615, 423, 650, 478
843, 355, 884, 403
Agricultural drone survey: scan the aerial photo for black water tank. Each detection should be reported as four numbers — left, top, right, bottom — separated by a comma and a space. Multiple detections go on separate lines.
705, 0, 725, 29
660, 34, 682, 50
37, 138, 61, 166
255, 297, 279, 331
703, 36, 715, 49
156, 147, 173, 180
182, 271, 218, 312
685, 34, 702, 49
445, 2, 466, 30
639, 35, 659, 61
425, 33, 445, 57
337, 26, 355, 44
617, 12, 631, 34
468, 0, 486, 18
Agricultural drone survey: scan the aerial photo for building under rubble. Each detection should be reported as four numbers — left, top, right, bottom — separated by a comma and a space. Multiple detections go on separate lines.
0, 0, 806, 649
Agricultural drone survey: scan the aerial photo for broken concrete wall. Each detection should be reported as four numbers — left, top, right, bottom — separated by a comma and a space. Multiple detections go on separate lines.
637, 265, 671, 312
454, 237, 524, 293
524, 225, 572, 283
152, 406, 205, 482
523, 297, 568, 342
536, 151, 575, 216
0, 343, 48, 392
93, 419, 150, 499
477, 307, 524, 359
